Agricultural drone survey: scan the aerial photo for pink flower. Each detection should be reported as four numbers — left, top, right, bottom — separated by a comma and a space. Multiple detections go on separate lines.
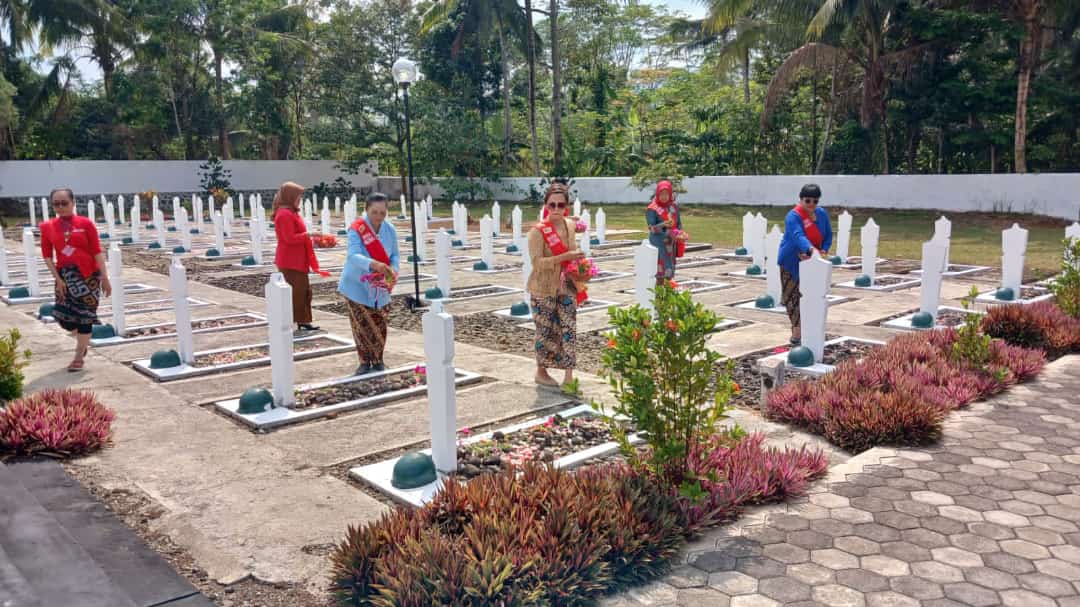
575, 220, 587, 232
772, 347, 789, 354
414, 364, 426, 375
460, 427, 471, 436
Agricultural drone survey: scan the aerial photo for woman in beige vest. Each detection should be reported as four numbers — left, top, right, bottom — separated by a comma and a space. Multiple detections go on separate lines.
527, 182, 585, 387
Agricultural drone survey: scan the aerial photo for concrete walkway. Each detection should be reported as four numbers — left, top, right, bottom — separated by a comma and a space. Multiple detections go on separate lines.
607, 354, 1080, 606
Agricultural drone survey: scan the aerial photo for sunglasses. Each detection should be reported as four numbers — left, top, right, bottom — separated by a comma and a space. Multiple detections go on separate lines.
52, 200, 72, 207
802, 198, 820, 205
546, 202, 567, 209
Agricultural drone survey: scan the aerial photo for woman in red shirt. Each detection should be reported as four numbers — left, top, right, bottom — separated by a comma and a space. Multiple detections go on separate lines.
41, 187, 112, 371
273, 181, 325, 333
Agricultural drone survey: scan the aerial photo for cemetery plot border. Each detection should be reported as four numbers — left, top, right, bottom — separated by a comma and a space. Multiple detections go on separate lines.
974, 284, 1054, 306
732, 294, 852, 313
90, 313, 268, 346
677, 256, 737, 270
493, 298, 619, 322
881, 306, 978, 331
619, 279, 733, 295
595, 242, 712, 263
912, 263, 991, 277
835, 273, 922, 292
833, 256, 888, 269
423, 284, 522, 304
727, 268, 768, 279
0, 292, 50, 305
34, 296, 212, 321
0, 281, 159, 295
351, 403, 643, 507
757, 336, 887, 379
589, 270, 632, 283
212, 365, 483, 431
131, 334, 354, 382
463, 263, 521, 275
592, 239, 639, 250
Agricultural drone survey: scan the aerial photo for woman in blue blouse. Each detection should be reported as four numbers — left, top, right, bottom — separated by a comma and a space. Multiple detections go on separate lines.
777, 184, 833, 345
339, 193, 400, 375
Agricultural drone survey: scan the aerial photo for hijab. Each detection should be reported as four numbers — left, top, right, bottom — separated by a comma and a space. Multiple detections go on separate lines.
272, 181, 305, 213
651, 180, 674, 208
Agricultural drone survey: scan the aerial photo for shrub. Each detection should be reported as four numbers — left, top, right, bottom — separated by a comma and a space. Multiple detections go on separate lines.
953, 286, 993, 367
1052, 237, 1080, 317
330, 463, 684, 606
765, 329, 1045, 453
597, 283, 736, 489
0, 388, 114, 456
0, 328, 32, 401
981, 300, 1080, 357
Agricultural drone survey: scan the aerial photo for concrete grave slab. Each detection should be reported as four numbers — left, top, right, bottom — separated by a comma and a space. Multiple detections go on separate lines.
882, 306, 979, 331
424, 284, 522, 304
757, 336, 886, 378
494, 297, 619, 321
835, 274, 921, 292
91, 313, 268, 347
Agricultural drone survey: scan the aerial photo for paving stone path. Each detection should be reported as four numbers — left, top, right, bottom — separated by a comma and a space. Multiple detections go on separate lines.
608, 354, 1080, 606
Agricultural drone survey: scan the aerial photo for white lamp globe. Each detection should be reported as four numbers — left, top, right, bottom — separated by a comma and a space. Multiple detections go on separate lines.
393, 58, 418, 85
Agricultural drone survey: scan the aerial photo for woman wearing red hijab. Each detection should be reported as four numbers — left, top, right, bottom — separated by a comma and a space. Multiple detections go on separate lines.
646, 180, 688, 286
272, 181, 328, 334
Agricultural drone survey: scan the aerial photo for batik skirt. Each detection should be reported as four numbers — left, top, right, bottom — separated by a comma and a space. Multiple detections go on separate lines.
52, 265, 101, 334
345, 298, 389, 364
531, 290, 577, 370
780, 268, 801, 328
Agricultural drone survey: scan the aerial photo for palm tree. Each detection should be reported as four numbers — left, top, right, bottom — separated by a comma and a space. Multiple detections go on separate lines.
421, 0, 536, 174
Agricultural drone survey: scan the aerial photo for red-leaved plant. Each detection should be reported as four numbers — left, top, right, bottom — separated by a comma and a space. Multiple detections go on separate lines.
981, 300, 1080, 358
0, 388, 115, 456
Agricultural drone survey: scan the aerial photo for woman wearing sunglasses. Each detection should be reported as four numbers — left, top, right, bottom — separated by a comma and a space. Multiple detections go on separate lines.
778, 184, 833, 346
646, 180, 687, 286
527, 182, 586, 388
40, 187, 112, 371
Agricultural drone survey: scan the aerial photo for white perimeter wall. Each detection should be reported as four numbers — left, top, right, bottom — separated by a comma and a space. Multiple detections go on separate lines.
0, 160, 375, 197
394, 174, 1080, 220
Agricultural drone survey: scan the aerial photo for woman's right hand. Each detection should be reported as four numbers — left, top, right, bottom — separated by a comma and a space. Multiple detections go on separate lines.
56, 280, 67, 297
558, 251, 586, 263
370, 261, 388, 276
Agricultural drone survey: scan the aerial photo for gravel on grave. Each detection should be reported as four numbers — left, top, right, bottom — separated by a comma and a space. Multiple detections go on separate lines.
867, 275, 915, 286
291, 370, 424, 410
123, 316, 257, 337
1015, 286, 1049, 300
456, 412, 634, 480
880, 308, 970, 327
193, 336, 340, 368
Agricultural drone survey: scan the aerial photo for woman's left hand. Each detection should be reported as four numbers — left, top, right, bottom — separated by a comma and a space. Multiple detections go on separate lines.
676, 232, 689, 242
101, 277, 112, 297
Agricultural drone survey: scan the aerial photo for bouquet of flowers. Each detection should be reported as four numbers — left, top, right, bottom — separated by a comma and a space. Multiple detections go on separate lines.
311, 233, 338, 249
575, 220, 588, 234
562, 257, 599, 283
361, 270, 397, 298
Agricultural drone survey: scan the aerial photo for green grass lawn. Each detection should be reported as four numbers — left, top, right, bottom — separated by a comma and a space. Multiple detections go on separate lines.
457, 202, 1072, 279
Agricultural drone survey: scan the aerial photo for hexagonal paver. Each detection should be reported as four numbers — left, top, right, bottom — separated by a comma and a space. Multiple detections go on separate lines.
930, 547, 984, 568
768, 514, 810, 532
900, 528, 950, 549
734, 556, 786, 579
1000, 589, 1057, 607
1033, 557, 1080, 580
785, 529, 833, 550
811, 493, 850, 509
942, 582, 999, 607
852, 524, 901, 543
963, 566, 1018, 590
758, 577, 811, 603
762, 543, 809, 565
674, 588, 730, 607
894, 500, 938, 518
1000, 500, 1045, 516
812, 584, 866, 607
1000, 539, 1052, 560
834, 536, 880, 557
832, 507, 875, 524
860, 555, 910, 577
1030, 515, 1079, 533
1017, 572, 1076, 597
968, 522, 1015, 541
889, 575, 944, 600
985, 510, 1031, 528
811, 548, 860, 570
938, 505, 985, 523
983, 552, 1037, 575
922, 516, 967, 536
812, 519, 855, 537
689, 551, 737, 573
716, 537, 763, 558
666, 565, 709, 589
852, 497, 894, 513
865, 591, 920, 607
787, 562, 834, 585
729, 594, 779, 607
880, 541, 931, 562
910, 560, 964, 583
1049, 543, 1080, 562
742, 526, 786, 545
836, 569, 889, 592
947, 533, 1001, 554
708, 571, 758, 595
1015, 526, 1064, 546
874, 512, 920, 530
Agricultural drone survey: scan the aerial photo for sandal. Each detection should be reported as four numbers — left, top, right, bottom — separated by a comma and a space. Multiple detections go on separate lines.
67, 358, 85, 372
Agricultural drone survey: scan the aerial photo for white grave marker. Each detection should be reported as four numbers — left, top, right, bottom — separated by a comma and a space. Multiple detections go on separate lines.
169, 256, 195, 364
193, 196, 204, 232
1066, 222, 1080, 244
741, 212, 753, 253
212, 211, 225, 253
435, 230, 452, 298
266, 272, 295, 407
573, 197, 582, 218
22, 229, 40, 297
104, 202, 115, 231
836, 211, 852, 261
413, 202, 427, 262
130, 204, 140, 244
920, 239, 947, 320
399, 194, 407, 219
580, 210, 592, 258
109, 243, 125, 336
87, 200, 96, 225
491, 201, 501, 236
28, 197, 36, 226
237, 193, 245, 218
334, 196, 341, 217
40, 198, 49, 224
596, 208, 607, 244
512, 205, 523, 242
799, 250, 833, 363
1001, 223, 1028, 294
151, 195, 160, 222
321, 208, 330, 236
519, 236, 532, 301
479, 216, 494, 268
765, 226, 783, 302
155, 209, 167, 248
423, 303, 457, 474
172, 197, 181, 224
178, 207, 192, 252
861, 218, 880, 282
0, 229, 7, 286
750, 219, 766, 270
118, 195, 126, 225
634, 240, 659, 313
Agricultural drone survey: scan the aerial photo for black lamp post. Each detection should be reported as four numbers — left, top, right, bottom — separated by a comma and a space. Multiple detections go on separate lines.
393, 57, 422, 310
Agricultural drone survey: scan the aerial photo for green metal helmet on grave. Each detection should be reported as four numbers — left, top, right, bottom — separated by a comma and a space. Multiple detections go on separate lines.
473, 261, 489, 271
9, 287, 29, 299
173, 246, 187, 254
510, 302, 530, 316
830, 256, 843, 265
911, 311, 934, 329
38, 303, 54, 318
995, 287, 1015, 301
754, 295, 775, 309
424, 287, 443, 300
206, 248, 221, 257
854, 274, 872, 287
391, 452, 437, 489
787, 346, 815, 367
237, 388, 273, 414
91, 324, 116, 339
505, 243, 519, 253
149, 349, 182, 369
746, 264, 762, 276
241, 255, 257, 266
735, 247, 748, 256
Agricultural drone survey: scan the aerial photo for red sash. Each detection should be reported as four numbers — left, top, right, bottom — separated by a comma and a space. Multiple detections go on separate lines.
352, 218, 391, 265
540, 220, 588, 305
648, 201, 685, 257
794, 205, 824, 250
